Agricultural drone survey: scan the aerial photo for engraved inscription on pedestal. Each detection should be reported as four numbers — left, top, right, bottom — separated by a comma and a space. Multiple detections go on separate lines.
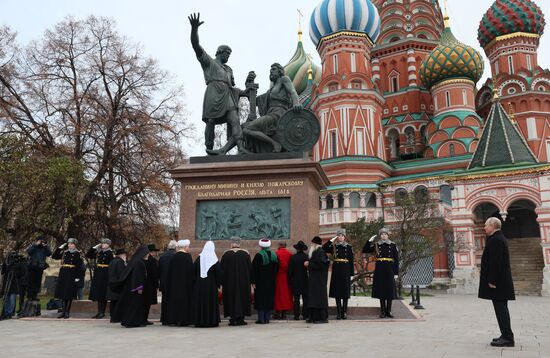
196, 198, 290, 241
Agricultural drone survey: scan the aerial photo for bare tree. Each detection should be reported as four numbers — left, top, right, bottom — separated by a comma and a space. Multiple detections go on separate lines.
386, 189, 447, 290
0, 17, 192, 248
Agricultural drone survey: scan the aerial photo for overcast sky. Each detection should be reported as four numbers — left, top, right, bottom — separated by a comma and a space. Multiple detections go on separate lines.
1, 0, 549, 156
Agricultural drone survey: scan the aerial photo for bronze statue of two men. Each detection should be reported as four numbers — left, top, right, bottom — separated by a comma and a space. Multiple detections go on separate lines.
189, 13, 303, 155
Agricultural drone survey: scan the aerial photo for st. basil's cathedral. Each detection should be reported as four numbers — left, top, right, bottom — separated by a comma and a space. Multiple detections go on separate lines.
283, 0, 550, 296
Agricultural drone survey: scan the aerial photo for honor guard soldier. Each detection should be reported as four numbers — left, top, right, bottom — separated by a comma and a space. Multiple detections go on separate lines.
87, 238, 114, 319
362, 228, 399, 318
52, 238, 85, 319
323, 229, 354, 320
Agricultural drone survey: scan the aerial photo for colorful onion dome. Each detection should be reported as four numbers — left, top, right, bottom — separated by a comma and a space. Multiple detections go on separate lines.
284, 38, 322, 94
309, 0, 381, 46
478, 0, 545, 48
419, 24, 484, 90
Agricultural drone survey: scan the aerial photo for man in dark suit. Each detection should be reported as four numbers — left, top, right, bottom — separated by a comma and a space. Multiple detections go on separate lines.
479, 217, 515, 347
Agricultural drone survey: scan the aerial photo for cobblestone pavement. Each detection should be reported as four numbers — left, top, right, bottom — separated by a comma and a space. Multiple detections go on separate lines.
1, 294, 548, 358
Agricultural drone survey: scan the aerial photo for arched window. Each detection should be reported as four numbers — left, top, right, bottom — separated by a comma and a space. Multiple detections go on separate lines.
395, 188, 408, 204
414, 185, 429, 203
350, 192, 360, 208
390, 75, 399, 92
508, 56, 514, 74
350, 52, 357, 72
337, 193, 345, 208
366, 193, 376, 208
405, 127, 415, 145
439, 185, 452, 205
326, 194, 334, 209
388, 129, 400, 159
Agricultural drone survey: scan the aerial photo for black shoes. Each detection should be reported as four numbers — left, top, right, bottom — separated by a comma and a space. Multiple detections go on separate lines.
385, 312, 394, 318
490, 338, 514, 347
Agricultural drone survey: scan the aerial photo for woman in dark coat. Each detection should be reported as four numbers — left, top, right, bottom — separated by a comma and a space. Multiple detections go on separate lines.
86, 238, 114, 319
323, 229, 354, 319
306, 236, 329, 323
107, 248, 127, 323
479, 217, 515, 347
363, 227, 399, 318
288, 240, 309, 320
52, 238, 85, 319
117, 246, 149, 328
192, 241, 222, 327
251, 239, 278, 324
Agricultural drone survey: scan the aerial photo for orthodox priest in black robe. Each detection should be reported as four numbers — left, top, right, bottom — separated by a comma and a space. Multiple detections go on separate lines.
251, 239, 278, 324
220, 237, 251, 326
158, 240, 177, 323
116, 246, 149, 328
192, 241, 222, 327
107, 248, 127, 323
307, 236, 329, 323
163, 240, 194, 326
143, 244, 160, 324
86, 238, 114, 319
288, 240, 309, 320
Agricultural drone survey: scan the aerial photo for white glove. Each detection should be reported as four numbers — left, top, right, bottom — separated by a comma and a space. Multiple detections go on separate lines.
394, 275, 398, 280
74, 278, 80, 282
369, 235, 377, 242
59, 243, 67, 249
330, 236, 337, 242
93, 243, 101, 250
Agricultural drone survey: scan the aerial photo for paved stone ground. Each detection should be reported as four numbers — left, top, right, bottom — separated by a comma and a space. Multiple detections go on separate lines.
1, 294, 548, 358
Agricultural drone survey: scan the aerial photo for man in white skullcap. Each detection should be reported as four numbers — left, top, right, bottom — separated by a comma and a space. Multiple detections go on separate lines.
251, 239, 279, 324
162, 239, 194, 326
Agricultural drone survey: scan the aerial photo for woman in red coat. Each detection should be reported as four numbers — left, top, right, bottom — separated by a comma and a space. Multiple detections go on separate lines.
273, 242, 293, 319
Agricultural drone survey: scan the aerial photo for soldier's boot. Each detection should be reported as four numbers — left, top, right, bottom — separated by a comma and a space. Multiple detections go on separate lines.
335, 299, 342, 320
342, 299, 348, 320
57, 301, 66, 319
64, 299, 72, 319
386, 300, 394, 318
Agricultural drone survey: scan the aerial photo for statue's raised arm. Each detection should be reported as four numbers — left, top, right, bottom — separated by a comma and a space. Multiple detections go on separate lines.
188, 13, 205, 58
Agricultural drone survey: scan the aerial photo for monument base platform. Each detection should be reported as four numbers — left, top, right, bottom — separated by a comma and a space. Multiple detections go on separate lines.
171, 155, 330, 257
36, 297, 419, 321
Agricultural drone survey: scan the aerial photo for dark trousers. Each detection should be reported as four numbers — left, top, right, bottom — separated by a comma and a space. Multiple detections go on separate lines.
293, 292, 308, 319
27, 267, 44, 300
492, 300, 514, 341
257, 310, 271, 323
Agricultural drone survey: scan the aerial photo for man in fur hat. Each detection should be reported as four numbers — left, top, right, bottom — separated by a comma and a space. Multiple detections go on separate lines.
87, 238, 115, 319
52, 238, 85, 318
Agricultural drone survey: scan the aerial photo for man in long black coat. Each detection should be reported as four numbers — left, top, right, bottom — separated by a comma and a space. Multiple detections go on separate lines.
116, 246, 149, 328
363, 227, 399, 318
26, 237, 51, 302
479, 217, 515, 347
220, 237, 251, 326
307, 236, 329, 324
107, 248, 127, 323
143, 244, 160, 324
251, 239, 278, 324
323, 229, 354, 319
288, 240, 309, 320
163, 240, 194, 326
86, 238, 114, 319
158, 240, 177, 323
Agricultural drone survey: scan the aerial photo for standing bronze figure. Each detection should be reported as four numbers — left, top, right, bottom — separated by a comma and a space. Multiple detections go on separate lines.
188, 13, 250, 155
